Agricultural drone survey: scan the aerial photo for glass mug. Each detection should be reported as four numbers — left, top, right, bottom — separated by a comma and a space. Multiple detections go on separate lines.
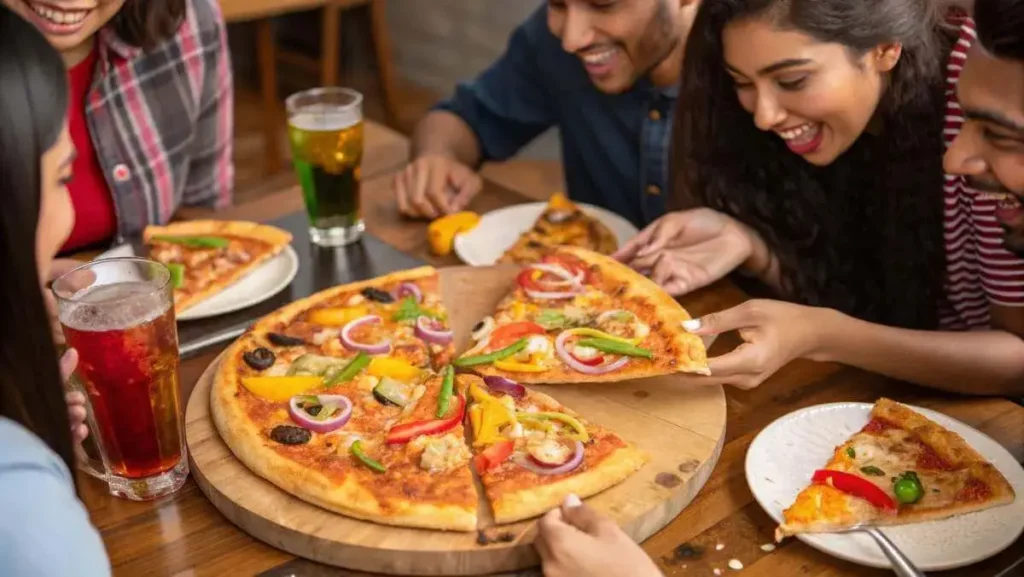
52, 258, 188, 500
286, 86, 365, 247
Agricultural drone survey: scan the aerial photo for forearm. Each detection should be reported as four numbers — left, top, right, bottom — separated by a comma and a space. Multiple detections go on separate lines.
738, 225, 785, 295
410, 111, 482, 168
815, 310, 1024, 395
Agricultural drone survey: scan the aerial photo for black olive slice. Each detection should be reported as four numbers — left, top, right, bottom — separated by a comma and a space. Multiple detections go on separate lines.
269, 425, 311, 445
243, 347, 276, 371
305, 405, 323, 417
267, 332, 305, 347
471, 320, 485, 333
361, 287, 395, 303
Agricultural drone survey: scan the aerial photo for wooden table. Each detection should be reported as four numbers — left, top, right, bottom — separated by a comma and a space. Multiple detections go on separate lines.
81, 153, 1024, 577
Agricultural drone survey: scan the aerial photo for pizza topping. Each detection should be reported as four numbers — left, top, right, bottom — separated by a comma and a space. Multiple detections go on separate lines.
394, 282, 423, 303
862, 417, 899, 434
893, 471, 924, 505
811, 469, 897, 513
243, 347, 277, 371
533, 308, 588, 331
288, 394, 353, 433
489, 322, 547, 350
846, 447, 856, 459
415, 316, 454, 345
454, 338, 529, 367
361, 287, 395, 304
956, 478, 991, 502
914, 441, 954, 471
517, 439, 585, 476
373, 377, 414, 407
267, 332, 306, 347
568, 345, 603, 366
435, 366, 456, 418
860, 466, 885, 477
350, 440, 387, 473
471, 317, 495, 341
151, 234, 230, 249
473, 440, 514, 473
596, 310, 650, 341
555, 330, 630, 374
482, 376, 526, 398
418, 433, 471, 473
242, 376, 322, 402
325, 352, 371, 386
367, 356, 422, 382
468, 384, 517, 445
516, 412, 589, 442
309, 307, 369, 327
167, 263, 185, 289
340, 315, 391, 355
288, 353, 348, 377
576, 337, 652, 359
385, 393, 466, 445
269, 425, 312, 445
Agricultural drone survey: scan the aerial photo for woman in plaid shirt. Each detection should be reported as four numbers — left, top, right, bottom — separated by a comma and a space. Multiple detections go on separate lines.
1, 0, 233, 253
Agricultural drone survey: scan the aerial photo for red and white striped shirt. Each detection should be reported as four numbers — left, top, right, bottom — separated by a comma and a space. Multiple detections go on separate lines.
940, 17, 1024, 329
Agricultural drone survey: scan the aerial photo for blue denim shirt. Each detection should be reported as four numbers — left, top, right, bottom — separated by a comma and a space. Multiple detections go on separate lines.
435, 7, 676, 228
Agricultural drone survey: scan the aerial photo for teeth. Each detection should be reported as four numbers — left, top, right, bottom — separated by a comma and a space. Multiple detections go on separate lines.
30, 3, 88, 25
582, 50, 615, 65
778, 123, 819, 143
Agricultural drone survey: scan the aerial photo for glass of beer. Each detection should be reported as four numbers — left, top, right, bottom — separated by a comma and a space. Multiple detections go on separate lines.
52, 258, 187, 501
286, 87, 365, 246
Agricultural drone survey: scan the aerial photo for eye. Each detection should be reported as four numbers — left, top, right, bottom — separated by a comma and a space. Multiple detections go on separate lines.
591, 0, 619, 11
777, 76, 808, 91
983, 127, 1024, 151
548, 0, 566, 9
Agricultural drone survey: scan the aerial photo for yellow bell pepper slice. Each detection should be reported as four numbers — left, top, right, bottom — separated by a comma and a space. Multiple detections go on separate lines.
427, 211, 481, 256
469, 404, 483, 438
494, 359, 549, 372
367, 356, 422, 382
241, 376, 323, 402
565, 327, 641, 346
309, 306, 369, 327
517, 411, 590, 442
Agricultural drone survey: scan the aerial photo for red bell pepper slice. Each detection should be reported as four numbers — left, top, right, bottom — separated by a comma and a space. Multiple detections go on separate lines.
473, 440, 514, 473
570, 350, 605, 366
812, 469, 897, 513
385, 394, 465, 445
489, 321, 547, 350
517, 269, 543, 292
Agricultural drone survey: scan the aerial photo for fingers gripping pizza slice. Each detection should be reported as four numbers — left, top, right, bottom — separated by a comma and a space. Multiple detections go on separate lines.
465, 374, 647, 524
144, 220, 293, 313
498, 193, 618, 264
457, 247, 709, 384
777, 399, 1016, 540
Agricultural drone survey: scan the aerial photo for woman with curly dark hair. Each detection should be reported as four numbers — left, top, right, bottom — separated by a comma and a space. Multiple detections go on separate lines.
616, 0, 1024, 395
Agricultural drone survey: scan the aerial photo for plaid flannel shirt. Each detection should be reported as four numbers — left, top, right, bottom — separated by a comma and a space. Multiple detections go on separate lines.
86, 0, 233, 242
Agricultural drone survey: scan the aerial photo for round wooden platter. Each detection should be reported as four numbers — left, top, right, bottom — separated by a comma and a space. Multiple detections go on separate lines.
186, 265, 728, 576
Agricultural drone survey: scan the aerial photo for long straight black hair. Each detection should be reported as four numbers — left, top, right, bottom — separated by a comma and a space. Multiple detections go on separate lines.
0, 6, 75, 477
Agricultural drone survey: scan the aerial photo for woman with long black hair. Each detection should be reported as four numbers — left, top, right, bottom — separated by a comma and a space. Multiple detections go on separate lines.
0, 6, 110, 575
616, 0, 1024, 395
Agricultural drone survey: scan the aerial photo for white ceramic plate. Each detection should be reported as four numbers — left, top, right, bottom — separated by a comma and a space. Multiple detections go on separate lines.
453, 202, 639, 266
746, 402, 1024, 571
177, 245, 300, 321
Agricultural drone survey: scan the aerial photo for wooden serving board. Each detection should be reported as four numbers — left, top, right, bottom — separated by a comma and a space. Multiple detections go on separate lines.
186, 265, 727, 575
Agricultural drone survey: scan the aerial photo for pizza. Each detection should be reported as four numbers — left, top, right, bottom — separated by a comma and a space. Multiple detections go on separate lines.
211, 267, 646, 531
776, 398, 1016, 540
457, 246, 709, 384
498, 193, 618, 264
144, 220, 292, 313
466, 375, 646, 524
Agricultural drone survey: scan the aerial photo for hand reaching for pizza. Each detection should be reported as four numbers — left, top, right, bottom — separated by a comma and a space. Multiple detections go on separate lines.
535, 495, 664, 577
393, 155, 483, 219
613, 208, 766, 296
681, 299, 833, 390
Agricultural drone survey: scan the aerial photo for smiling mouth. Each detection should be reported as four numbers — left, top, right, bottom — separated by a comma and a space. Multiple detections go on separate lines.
777, 122, 824, 155
22, 1, 91, 28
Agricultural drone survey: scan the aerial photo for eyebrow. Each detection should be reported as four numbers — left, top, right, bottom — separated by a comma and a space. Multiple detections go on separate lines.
725, 58, 813, 77
964, 108, 1024, 132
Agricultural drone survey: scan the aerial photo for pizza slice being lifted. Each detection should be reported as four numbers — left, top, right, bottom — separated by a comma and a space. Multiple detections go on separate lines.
776, 398, 1016, 540
465, 373, 647, 524
144, 220, 292, 313
498, 193, 618, 264
456, 246, 709, 384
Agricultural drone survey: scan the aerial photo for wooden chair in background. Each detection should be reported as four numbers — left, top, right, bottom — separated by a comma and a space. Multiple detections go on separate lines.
220, 0, 399, 176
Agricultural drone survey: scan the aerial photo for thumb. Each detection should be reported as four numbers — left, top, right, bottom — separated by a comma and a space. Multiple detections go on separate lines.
682, 304, 755, 336
559, 496, 608, 536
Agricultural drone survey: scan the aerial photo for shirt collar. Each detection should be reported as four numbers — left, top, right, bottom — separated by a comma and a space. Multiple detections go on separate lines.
98, 27, 143, 63
633, 76, 680, 99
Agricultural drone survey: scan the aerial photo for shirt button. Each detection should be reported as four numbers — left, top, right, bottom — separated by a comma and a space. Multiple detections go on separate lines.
646, 184, 662, 196
648, 109, 662, 121
113, 164, 130, 182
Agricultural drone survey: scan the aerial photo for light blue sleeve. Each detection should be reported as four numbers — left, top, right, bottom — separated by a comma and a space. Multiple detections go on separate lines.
0, 419, 111, 577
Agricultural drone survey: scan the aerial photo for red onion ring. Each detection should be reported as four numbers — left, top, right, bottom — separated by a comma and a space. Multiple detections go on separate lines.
415, 316, 453, 344
340, 315, 391, 354
394, 282, 423, 303
288, 394, 353, 433
525, 287, 583, 300
555, 330, 630, 374
528, 263, 584, 289
515, 440, 584, 475
483, 375, 525, 398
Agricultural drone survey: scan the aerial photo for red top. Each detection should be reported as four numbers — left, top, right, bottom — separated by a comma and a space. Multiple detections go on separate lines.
61, 48, 117, 252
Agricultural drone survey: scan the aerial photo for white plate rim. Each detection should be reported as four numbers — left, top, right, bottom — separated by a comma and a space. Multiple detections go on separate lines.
452, 201, 639, 266
176, 244, 300, 321
744, 401, 1024, 570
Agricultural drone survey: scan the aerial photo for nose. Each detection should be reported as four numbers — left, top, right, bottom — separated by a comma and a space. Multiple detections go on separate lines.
944, 122, 988, 177
560, 6, 595, 54
752, 91, 787, 132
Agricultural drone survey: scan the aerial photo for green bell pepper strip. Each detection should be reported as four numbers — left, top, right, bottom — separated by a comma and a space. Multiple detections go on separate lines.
151, 235, 230, 249
575, 338, 653, 359
325, 352, 370, 386
516, 411, 590, 442
436, 365, 455, 418
453, 338, 529, 367
350, 440, 387, 473
167, 263, 185, 289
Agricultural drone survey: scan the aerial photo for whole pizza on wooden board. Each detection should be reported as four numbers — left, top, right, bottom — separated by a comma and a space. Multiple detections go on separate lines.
498, 193, 618, 264
777, 398, 1016, 540
144, 220, 292, 313
211, 266, 646, 532
457, 246, 709, 384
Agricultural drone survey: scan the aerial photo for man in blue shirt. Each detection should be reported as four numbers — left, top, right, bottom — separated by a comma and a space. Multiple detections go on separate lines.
392, 0, 701, 228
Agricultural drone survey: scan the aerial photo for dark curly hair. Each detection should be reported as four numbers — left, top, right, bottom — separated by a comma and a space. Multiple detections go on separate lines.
975, 0, 1024, 59
671, 0, 951, 329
